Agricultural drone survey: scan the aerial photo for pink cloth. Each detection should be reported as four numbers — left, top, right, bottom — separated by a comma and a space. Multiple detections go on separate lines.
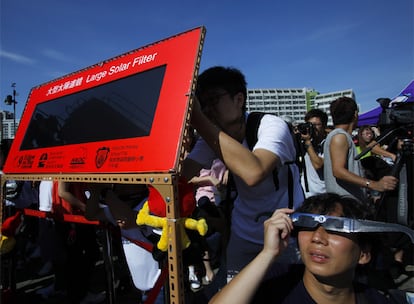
195, 159, 226, 204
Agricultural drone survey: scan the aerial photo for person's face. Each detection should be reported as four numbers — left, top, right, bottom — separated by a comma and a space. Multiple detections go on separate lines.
298, 205, 370, 280
361, 128, 373, 143
307, 117, 323, 136
200, 89, 244, 132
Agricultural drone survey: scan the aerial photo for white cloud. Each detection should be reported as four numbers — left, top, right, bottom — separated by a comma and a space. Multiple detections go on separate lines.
41, 48, 73, 63
305, 23, 358, 42
0, 50, 35, 64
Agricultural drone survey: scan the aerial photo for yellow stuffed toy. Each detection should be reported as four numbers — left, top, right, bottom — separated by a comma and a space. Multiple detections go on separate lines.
136, 180, 207, 252
0, 235, 16, 255
0, 210, 22, 255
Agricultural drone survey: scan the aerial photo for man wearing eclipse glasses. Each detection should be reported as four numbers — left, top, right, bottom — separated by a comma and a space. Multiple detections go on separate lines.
210, 193, 412, 304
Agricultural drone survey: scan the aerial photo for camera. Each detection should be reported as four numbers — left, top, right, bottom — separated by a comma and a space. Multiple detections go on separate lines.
376, 98, 414, 141
297, 122, 314, 136
377, 98, 414, 128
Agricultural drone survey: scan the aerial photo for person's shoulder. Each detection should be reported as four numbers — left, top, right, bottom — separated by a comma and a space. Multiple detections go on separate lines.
258, 113, 289, 130
327, 127, 345, 136
354, 282, 391, 303
255, 264, 306, 303
245, 112, 287, 129
262, 113, 284, 122
327, 128, 350, 144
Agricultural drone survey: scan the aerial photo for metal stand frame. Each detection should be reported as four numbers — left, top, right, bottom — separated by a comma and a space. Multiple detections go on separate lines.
1, 172, 186, 304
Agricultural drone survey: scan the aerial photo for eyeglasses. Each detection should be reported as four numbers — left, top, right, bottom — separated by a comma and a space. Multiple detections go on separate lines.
291, 212, 414, 243
200, 92, 230, 109
309, 122, 322, 127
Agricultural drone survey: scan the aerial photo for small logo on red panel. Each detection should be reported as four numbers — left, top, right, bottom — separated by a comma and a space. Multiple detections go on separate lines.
95, 147, 110, 168
38, 153, 48, 168
14, 154, 35, 169
70, 147, 87, 166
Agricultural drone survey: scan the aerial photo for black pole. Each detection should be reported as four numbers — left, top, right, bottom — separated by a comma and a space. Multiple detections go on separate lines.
13, 92, 16, 135
12, 84, 16, 136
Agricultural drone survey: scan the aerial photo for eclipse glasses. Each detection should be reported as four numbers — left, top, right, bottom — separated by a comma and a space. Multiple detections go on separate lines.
291, 213, 414, 243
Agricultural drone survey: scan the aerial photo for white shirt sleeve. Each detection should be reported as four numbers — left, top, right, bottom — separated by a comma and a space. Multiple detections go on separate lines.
253, 114, 296, 167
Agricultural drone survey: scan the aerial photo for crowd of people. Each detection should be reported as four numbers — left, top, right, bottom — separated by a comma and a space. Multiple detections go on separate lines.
182, 66, 412, 303
1, 65, 413, 304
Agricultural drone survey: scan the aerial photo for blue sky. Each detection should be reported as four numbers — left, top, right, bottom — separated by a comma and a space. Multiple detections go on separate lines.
1, 0, 413, 119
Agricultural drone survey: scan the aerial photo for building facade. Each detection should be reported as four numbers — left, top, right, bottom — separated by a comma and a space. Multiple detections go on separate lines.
311, 89, 355, 126
246, 88, 317, 125
1, 110, 19, 140
247, 88, 355, 127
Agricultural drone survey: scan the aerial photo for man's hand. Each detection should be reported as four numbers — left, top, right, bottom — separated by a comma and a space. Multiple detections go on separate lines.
372, 176, 399, 192
262, 208, 295, 259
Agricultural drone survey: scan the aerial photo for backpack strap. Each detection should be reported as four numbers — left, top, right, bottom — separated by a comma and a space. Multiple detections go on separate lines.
287, 162, 294, 209
246, 112, 265, 150
302, 157, 310, 193
246, 112, 280, 191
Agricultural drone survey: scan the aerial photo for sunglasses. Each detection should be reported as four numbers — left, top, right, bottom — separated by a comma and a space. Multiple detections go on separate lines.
291, 213, 414, 243
200, 92, 230, 110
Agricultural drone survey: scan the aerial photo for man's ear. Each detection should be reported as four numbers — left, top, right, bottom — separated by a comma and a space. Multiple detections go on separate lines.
354, 110, 359, 121
358, 246, 371, 265
234, 92, 245, 109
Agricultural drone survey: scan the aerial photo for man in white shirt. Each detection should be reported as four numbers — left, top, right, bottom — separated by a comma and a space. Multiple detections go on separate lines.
299, 109, 328, 197
182, 66, 304, 286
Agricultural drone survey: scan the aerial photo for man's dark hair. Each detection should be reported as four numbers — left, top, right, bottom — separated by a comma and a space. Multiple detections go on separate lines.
296, 192, 373, 220
305, 109, 328, 127
330, 97, 358, 125
196, 66, 247, 113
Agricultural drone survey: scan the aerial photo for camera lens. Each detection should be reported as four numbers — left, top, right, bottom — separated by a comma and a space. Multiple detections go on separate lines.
298, 122, 312, 135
